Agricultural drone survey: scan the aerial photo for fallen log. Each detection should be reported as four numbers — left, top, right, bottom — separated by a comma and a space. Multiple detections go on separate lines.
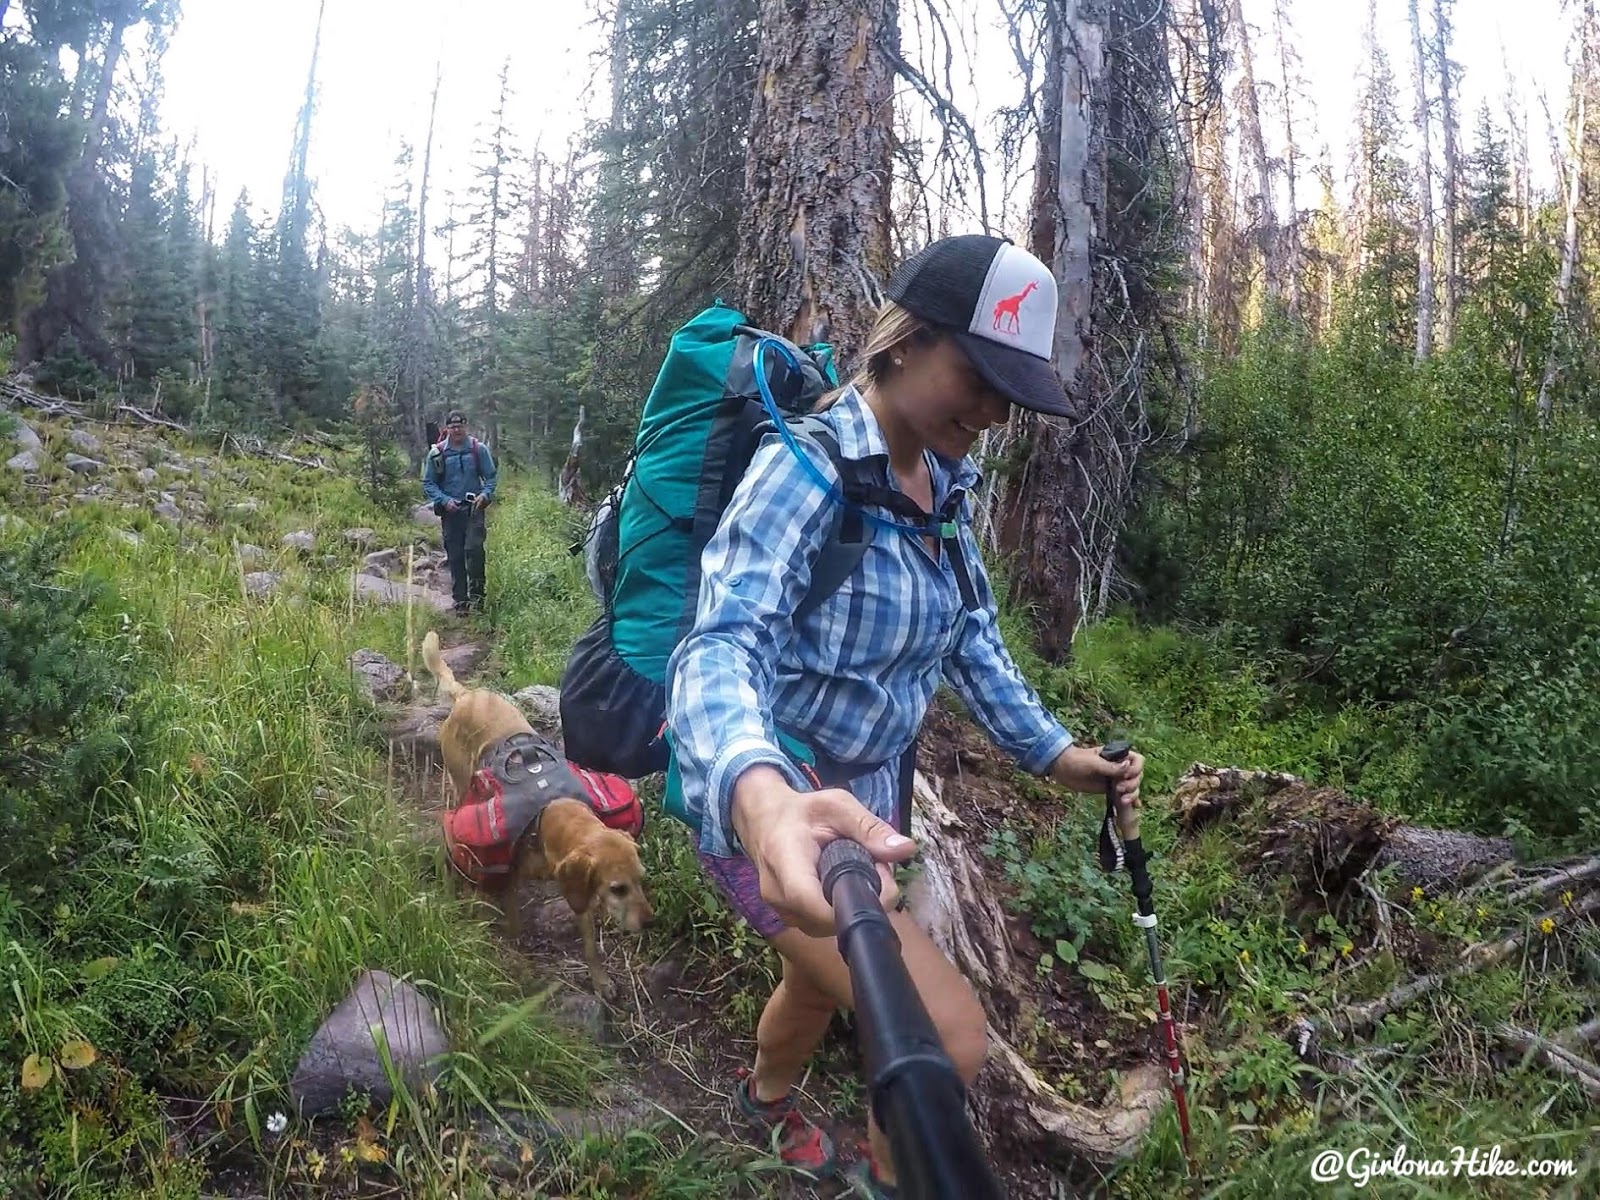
903, 771, 1169, 1166
1505, 856, 1600, 906
1170, 764, 1516, 897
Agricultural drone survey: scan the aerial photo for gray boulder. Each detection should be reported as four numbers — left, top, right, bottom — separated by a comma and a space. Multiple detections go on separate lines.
230, 499, 260, 515
353, 573, 454, 613
243, 571, 283, 598
289, 970, 448, 1118
362, 548, 400, 577
64, 453, 103, 474
349, 649, 409, 703
236, 543, 266, 565
282, 529, 316, 553
66, 428, 103, 455
512, 685, 562, 735
135, 467, 158, 485
343, 527, 377, 547
7, 421, 42, 452
412, 503, 442, 530
6, 449, 41, 473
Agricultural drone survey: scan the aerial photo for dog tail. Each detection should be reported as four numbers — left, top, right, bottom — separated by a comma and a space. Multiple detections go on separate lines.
421, 630, 465, 701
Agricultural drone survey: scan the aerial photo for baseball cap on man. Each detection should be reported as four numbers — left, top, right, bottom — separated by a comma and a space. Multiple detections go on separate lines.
884, 234, 1072, 417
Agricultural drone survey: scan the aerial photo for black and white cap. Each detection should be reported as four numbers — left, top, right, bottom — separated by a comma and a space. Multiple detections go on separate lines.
884, 234, 1071, 417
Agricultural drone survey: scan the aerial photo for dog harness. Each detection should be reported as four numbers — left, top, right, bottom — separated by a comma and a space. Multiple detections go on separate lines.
441, 730, 642, 885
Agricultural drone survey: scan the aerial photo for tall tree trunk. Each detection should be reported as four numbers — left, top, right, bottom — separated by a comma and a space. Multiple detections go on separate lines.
735, 0, 897, 362
82, 15, 127, 169
1433, 0, 1460, 346
1272, 0, 1302, 319
1225, 0, 1279, 306
992, 0, 1108, 662
281, 0, 324, 257
1409, 0, 1435, 360
1537, 82, 1586, 422
411, 67, 441, 458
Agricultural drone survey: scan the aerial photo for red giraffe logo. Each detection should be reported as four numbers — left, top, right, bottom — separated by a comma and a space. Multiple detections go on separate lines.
992, 280, 1037, 335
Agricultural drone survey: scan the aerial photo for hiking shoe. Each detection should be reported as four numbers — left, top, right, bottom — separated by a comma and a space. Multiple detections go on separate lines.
843, 1154, 899, 1198
729, 1067, 837, 1177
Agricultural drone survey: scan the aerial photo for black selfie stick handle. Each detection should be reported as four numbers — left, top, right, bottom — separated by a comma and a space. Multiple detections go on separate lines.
819, 839, 1005, 1200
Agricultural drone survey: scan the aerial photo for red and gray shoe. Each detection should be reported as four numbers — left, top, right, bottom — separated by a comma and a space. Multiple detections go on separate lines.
843, 1154, 900, 1198
729, 1067, 838, 1178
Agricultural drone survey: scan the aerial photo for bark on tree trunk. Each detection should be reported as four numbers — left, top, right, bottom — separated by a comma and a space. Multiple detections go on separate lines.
735, 0, 897, 363
992, 0, 1108, 662
1409, 0, 1435, 360
558, 405, 586, 506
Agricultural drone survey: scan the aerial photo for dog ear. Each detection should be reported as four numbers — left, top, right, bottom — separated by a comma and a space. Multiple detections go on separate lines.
554, 850, 597, 915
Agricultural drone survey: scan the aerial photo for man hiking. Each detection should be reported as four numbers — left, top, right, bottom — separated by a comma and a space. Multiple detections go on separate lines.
422, 410, 497, 615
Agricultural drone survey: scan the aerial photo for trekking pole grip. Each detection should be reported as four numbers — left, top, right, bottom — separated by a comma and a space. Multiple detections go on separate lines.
1099, 740, 1138, 842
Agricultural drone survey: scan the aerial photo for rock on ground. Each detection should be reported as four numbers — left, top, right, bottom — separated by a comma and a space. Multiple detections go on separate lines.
353, 573, 454, 613
363, 548, 401, 576
66, 428, 103, 455
412, 502, 442, 531
6, 449, 41, 473
243, 571, 283, 598
289, 970, 448, 1118
349, 649, 409, 703
282, 529, 316, 552
64, 452, 103, 474
512, 685, 562, 736
343, 527, 377, 547
7, 421, 42, 452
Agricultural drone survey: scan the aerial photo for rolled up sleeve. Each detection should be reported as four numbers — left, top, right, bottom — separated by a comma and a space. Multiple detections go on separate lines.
665, 433, 838, 857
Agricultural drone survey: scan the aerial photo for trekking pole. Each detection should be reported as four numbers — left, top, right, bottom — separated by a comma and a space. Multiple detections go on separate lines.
1096, 741, 1196, 1173
819, 839, 1005, 1200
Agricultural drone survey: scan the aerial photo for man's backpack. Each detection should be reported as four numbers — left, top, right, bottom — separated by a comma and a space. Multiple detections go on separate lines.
430, 436, 488, 483
559, 302, 977, 829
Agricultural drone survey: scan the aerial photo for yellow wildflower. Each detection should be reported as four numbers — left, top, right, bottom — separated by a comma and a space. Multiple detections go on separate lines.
1340, 942, 1354, 957
1539, 917, 1555, 936
1297, 941, 1309, 955
1561, 890, 1574, 909
1239, 949, 1251, 965
1475, 906, 1489, 921
1411, 886, 1424, 902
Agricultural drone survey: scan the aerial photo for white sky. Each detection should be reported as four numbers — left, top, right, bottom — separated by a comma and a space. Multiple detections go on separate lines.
153, 0, 1572, 244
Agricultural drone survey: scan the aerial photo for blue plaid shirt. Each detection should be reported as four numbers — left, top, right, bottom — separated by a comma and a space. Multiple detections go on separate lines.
664, 385, 1075, 858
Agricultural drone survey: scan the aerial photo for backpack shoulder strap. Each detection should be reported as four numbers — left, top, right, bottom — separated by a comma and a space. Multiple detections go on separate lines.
787, 415, 876, 621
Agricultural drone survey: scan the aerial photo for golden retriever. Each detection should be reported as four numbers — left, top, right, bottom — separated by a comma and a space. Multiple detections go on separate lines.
421, 630, 651, 994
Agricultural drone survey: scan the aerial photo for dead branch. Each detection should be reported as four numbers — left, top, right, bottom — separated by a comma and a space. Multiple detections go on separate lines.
1557, 1015, 1600, 1050
112, 403, 187, 432
1505, 857, 1600, 906
1335, 890, 1600, 1038
1496, 1025, 1600, 1098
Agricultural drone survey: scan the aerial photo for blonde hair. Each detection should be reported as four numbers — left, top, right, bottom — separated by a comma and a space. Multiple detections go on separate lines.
814, 301, 939, 410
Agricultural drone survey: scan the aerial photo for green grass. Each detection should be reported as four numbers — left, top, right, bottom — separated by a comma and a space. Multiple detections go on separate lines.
0, 421, 760, 1199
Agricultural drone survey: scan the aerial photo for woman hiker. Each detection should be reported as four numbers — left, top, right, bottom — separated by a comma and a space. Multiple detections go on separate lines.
664, 234, 1145, 1197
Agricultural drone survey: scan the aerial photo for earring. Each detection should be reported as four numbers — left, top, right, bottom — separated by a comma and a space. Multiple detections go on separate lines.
893, 357, 903, 367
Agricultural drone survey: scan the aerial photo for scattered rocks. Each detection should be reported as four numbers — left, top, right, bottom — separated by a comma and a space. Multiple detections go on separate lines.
6, 449, 41, 473
288, 970, 448, 1118
65, 428, 103, 455
385, 699, 454, 770
135, 466, 158, 485
282, 529, 316, 553
235, 543, 266, 565
343, 527, 377, 547
153, 496, 183, 522
64, 453, 103, 474
348, 649, 410, 703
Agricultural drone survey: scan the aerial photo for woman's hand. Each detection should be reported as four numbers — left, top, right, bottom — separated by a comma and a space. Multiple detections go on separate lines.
729, 765, 916, 938
1050, 744, 1144, 820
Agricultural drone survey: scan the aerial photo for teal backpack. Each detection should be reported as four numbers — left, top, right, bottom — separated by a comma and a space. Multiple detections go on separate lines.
559, 302, 976, 831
